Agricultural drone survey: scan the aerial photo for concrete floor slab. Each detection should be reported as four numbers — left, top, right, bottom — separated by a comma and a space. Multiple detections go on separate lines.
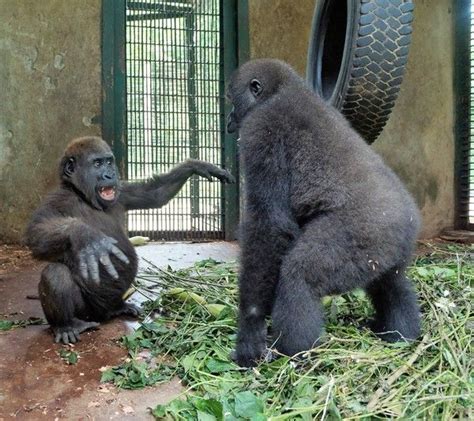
135, 241, 239, 270
0, 242, 239, 420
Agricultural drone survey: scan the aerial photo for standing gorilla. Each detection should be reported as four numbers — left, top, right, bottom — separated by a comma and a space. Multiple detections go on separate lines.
227, 59, 421, 367
26, 136, 234, 344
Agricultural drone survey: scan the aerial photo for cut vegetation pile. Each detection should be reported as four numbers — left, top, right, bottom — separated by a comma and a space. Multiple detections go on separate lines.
102, 244, 473, 420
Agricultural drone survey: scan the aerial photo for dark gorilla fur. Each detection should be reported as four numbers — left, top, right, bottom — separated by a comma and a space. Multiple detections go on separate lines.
26, 136, 234, 344
227, 59, 421, 367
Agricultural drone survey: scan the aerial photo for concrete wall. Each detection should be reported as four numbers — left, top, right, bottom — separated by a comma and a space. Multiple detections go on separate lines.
249, 0, 315, 75
0, 0, 456, 242
249, 0, 456, 238
373, 1, 455, 237
0, 0, 102, 243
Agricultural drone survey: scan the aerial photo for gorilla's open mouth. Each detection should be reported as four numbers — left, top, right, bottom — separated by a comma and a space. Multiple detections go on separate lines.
98, 186, 116, 201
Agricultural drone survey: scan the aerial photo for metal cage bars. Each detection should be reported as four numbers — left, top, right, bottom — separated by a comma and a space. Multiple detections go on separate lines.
102, 0, 247, 240
455, 0, 474, 230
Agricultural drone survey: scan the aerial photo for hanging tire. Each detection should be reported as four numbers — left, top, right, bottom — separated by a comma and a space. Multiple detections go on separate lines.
307, 0, 414, 143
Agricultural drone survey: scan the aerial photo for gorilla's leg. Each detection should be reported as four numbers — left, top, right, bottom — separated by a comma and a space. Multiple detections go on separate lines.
233, 259, 281, 367
271, 216, 374, 355
366, 267, 420, 342
233, 213, 298, 366
39, 263, 99, 344
271, 271, 324, 356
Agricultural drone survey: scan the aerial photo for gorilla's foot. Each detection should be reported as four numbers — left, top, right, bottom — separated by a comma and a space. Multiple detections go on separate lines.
231, 339, 267, 368
367, 271, 421, 343
53, 318, 100, 344
369, 316, 421, 343
271, 271, 325, 357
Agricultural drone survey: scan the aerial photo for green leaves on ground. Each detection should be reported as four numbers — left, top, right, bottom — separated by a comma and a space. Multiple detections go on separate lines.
100, 357, 174, 389
153, 391, 266, 421
102, 245, 473, 419
0, 317, 45, 331
59, 349, 79, 365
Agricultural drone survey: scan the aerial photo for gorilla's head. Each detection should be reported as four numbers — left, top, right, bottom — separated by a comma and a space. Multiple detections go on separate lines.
60, 136, 120, 210
226, 59, 301, 133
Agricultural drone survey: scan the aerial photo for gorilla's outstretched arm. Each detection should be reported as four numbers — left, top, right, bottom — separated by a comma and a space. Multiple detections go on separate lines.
119, 159, 235, 211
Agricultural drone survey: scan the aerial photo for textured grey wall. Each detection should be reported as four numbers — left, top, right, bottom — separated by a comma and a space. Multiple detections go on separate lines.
0, 0, 102, 242
249, 0, 456, 238
0, 0, 456, 242
373, 0, 456, 237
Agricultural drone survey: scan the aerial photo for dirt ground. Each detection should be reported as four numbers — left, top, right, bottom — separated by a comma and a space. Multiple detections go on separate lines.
0, 241, 239, 420
0, 238, 467, 420
0, 244, 186, 420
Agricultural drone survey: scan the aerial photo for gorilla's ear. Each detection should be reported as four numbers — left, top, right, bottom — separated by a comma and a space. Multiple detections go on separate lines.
250, 79, 263, 98
64, 157, 76, 177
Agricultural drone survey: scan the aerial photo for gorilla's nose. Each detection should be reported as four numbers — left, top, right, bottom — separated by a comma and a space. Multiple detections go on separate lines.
227, 114, 237, 134
227, 121, 236, 134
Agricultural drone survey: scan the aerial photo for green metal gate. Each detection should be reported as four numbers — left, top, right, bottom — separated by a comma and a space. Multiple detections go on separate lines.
468, 0, 474, 228
102, 0, 248, 240
455, 0, 474, 230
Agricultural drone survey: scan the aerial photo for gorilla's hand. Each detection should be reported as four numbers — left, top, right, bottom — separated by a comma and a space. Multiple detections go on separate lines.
72, 232, 129, 283
190, 160, 236, 184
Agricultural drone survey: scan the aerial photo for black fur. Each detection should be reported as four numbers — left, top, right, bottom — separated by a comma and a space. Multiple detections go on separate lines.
26, 136, 234, 344
227, 59, 421, 367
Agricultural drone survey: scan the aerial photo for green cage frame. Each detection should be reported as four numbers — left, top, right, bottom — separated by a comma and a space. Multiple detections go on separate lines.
102, 0, 248, 240
455, 0, 474, 230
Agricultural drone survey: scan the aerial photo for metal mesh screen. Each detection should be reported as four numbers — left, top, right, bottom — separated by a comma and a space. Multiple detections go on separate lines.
469, 0, 474, 225
125, 0, 224, 240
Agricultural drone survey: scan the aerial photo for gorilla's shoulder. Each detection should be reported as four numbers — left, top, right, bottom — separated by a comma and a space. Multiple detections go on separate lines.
41, 187, 82, 211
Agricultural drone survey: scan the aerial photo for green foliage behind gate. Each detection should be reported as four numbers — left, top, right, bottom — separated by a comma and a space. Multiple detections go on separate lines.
103, 0, 248, 240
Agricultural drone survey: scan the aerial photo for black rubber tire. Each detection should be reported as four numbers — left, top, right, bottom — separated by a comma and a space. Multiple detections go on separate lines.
307, 0, 414, 143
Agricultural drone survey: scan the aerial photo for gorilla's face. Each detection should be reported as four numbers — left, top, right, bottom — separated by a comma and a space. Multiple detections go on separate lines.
61, 139, 120, 210
226, 59, 293, 134
226, 78, 263, 134
88, 152, 119, 208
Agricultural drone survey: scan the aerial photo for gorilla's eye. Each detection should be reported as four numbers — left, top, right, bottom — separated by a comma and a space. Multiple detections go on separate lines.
250, 79, 263, 97
106, 158, 113, 166
94, 159, 102, 168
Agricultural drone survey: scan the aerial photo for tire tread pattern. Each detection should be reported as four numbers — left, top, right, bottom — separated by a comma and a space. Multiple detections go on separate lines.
342, 0, 414, 143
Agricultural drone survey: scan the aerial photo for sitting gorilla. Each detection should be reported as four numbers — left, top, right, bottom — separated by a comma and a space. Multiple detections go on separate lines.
226, 59, 421, 367
26, 136, 234, 344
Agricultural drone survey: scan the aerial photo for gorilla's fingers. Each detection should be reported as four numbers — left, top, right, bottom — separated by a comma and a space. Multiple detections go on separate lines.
62, 332, 69, 344
68, 331, 77, 343
220, 170, 236, 183
100, 253, 119, 279
87, 254, 100, 283
207, 166, 235, 183
55, 332, 62, 343
110, 245, 130, 265
73, 328, 81, 342
78, 253, 88, 280
202, 171, 213, 181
